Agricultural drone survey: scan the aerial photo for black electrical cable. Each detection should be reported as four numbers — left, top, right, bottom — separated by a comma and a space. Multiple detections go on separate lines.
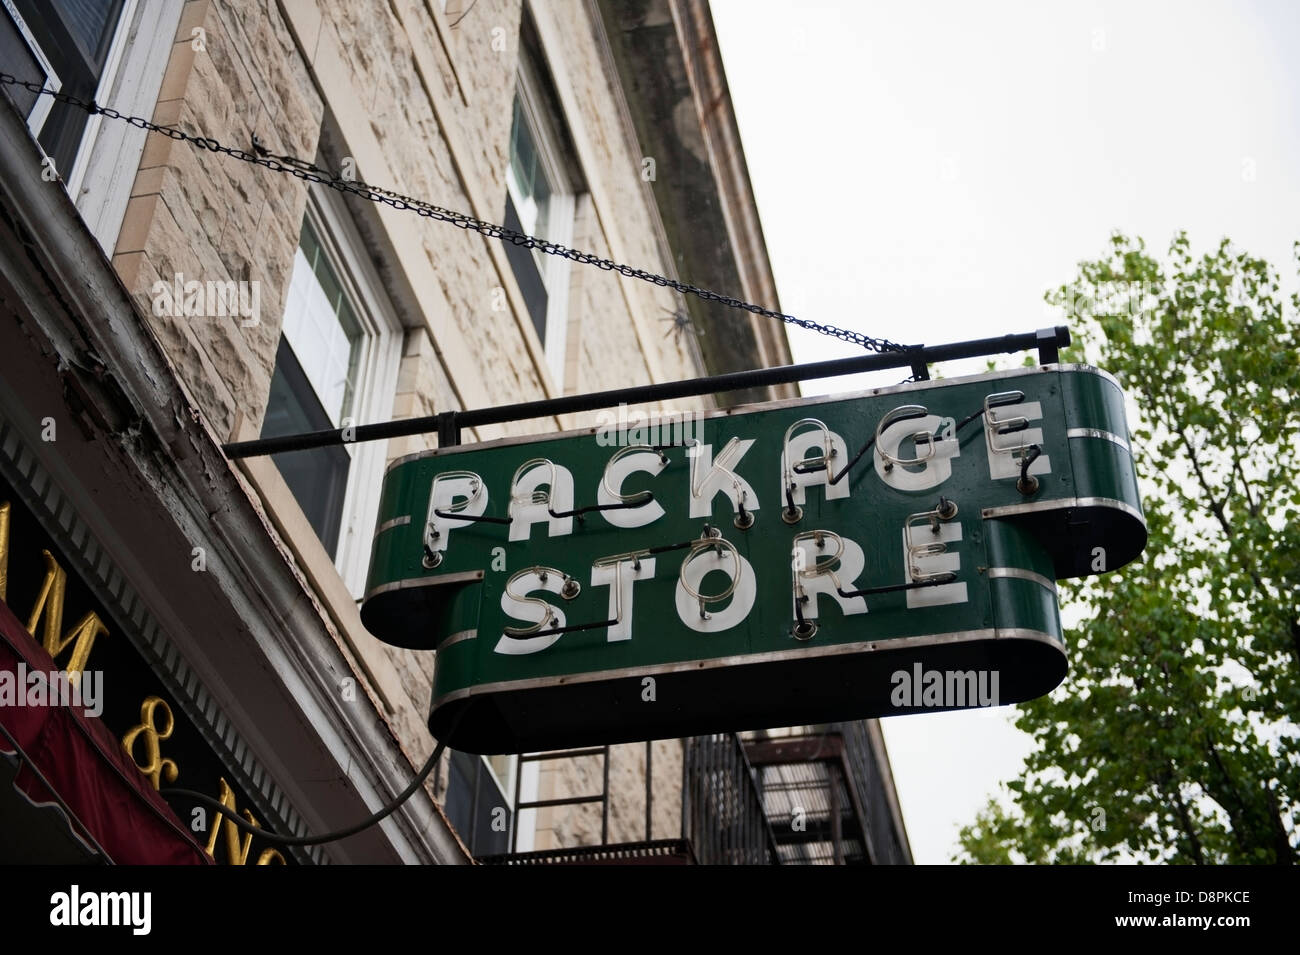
0, 71, 907, 355
161, 714, 461, 847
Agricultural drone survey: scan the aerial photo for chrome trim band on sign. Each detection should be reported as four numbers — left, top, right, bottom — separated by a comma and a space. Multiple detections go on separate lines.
439, 629, 477, 649
980, 496, 1145, 527
1066, 428, 1131, 453
362, 569, 485, 602
432, 626, 1064, 705
375, 514, 412, 534
985, 566, 1058, 595
1056, 364, 1123, 392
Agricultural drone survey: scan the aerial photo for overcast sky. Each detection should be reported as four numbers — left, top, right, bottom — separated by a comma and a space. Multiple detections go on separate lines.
711, 0, 1300, 863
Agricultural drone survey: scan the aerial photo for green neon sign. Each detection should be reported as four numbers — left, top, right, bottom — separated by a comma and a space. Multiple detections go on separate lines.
361, 365, 1145, 753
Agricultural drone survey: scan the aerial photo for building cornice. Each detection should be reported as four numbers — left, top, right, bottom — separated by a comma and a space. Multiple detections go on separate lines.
596, 0, 797, 403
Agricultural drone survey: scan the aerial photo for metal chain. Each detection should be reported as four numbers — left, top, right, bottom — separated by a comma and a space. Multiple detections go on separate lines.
0, 71, 908, 353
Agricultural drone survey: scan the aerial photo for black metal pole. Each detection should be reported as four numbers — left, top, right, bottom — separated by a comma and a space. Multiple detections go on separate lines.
223, 326, 1069, 458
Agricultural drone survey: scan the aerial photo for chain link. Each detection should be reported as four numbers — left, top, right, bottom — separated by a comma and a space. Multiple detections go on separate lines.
1, 71, 908, 354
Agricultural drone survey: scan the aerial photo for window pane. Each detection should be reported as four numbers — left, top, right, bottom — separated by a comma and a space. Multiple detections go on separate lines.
486, 754, 514, 794
444, 751, 512, 856
11, 0, 126, 174
280, 248, 312, 345
336, 297, 363, 422
299, 220, 322, 275
509, 97, 537, 202
260, 340, 350, 556
532, 171, 551, 242
503, 194, 548, 340
49, 0, 122, 68
508, 93, 558, 244
508, 97, 525, 183
281, 220, 363, 424
0, 23, 45, 119
312, 243, 345, 315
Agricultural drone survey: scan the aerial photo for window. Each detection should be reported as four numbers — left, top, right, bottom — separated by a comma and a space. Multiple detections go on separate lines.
444, 752, 516, 856
0, 0, 61, 137
259, 189, 402, 597
504, 45, 576, 387
3, 0, 126, 176
1, 0, 186, 251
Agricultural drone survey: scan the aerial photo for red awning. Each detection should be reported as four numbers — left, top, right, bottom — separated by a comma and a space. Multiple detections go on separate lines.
0, 598, 212, 864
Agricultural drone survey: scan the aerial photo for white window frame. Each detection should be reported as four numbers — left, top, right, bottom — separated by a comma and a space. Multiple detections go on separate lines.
284, 187, 403, 600
70, 0, 185, 253
507, 56, 574, 388
3, 0, 183, 253
1, 0, 62, 134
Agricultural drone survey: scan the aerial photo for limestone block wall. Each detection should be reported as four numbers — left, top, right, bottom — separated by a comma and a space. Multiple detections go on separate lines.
107, 0, 724, 856
113, 0, 321, 441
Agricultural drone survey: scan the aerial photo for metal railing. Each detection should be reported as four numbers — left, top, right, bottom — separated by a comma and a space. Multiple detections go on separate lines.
681, 733, 780, 865
478, 726, 907, 866
510, 746, 610, 853
836, 721, 911, 865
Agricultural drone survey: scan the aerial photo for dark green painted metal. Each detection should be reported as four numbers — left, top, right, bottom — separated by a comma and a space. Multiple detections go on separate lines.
360, 365, 1145, 753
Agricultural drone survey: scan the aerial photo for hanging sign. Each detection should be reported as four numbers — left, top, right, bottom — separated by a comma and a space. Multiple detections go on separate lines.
360, 365, 1145, 753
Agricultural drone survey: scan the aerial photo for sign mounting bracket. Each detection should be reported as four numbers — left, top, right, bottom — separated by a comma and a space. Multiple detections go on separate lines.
224, 327, 1071, 459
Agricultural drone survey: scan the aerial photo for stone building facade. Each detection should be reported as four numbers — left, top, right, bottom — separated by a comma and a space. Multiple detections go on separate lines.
0, 0, 909, 863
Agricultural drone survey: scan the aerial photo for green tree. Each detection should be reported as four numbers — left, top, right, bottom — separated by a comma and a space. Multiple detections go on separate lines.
955, 232, 1299, 864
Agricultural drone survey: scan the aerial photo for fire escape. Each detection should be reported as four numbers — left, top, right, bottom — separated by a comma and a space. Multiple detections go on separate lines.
476, 720, 910, 866
743, 722, 912, 865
